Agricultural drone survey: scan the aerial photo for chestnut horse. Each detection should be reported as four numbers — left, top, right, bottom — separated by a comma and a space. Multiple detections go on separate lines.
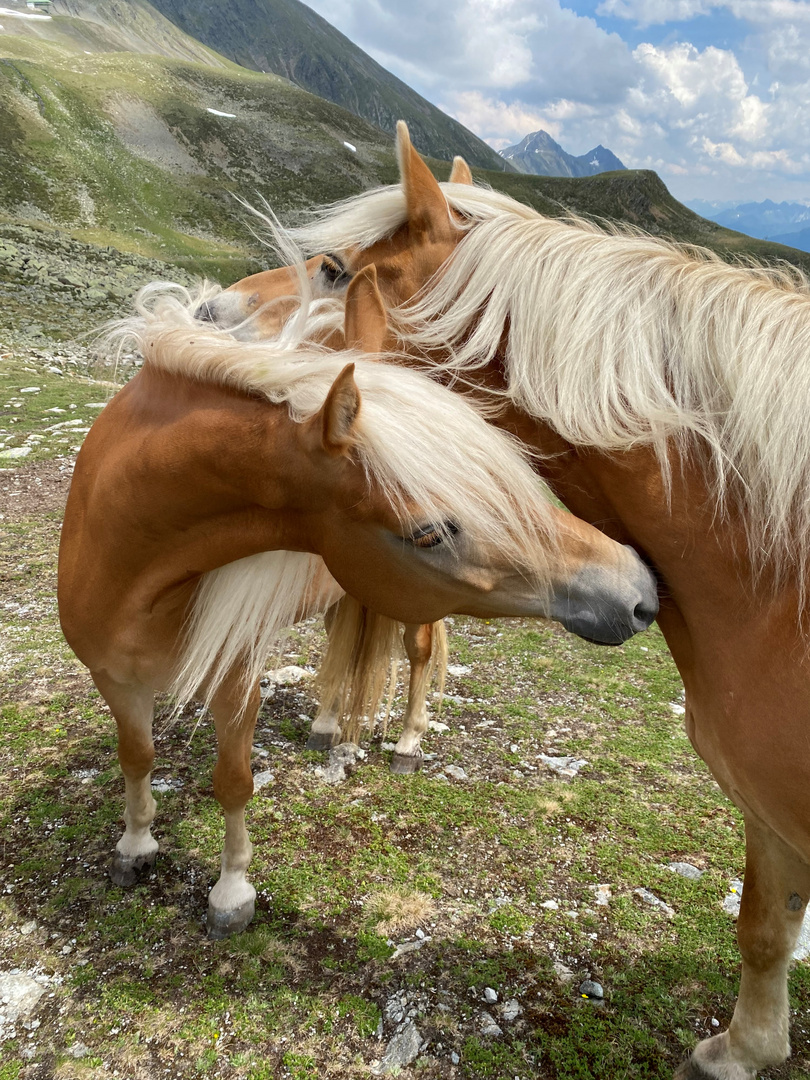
58, 280, 657, 940
221, 124, 810, 1079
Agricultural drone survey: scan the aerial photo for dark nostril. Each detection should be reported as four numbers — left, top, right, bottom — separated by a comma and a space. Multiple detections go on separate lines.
195, 301, 216, 323
633, 600, 658, 628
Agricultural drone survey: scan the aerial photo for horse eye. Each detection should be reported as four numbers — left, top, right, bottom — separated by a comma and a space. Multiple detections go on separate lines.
409, 522, 459, 548
321, 254, 351, 286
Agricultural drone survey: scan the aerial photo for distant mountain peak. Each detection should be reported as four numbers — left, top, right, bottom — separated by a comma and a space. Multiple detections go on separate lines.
500, 129, 626, 179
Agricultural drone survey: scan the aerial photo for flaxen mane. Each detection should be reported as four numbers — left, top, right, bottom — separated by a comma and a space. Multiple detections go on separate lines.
293, 183, 810, 584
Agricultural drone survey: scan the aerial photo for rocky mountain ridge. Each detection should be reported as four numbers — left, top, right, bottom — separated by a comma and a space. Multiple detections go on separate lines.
500, 129, 626, 178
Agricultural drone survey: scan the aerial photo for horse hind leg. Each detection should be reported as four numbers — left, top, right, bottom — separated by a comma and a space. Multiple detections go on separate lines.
206, 671, 261, 940
391, 622, 440, 775
92, 671, 159, 887
307, 601, 344, 750
676, 812, 810, 1080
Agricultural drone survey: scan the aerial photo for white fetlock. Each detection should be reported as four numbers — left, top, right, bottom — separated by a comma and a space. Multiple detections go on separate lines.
684, 1032, 770, 1080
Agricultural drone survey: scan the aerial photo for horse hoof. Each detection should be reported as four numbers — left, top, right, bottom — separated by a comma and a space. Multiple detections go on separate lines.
390, 752, 423, 775
206, 897, 256, 940
306, 730, 342, 751
110, 850, 157, 888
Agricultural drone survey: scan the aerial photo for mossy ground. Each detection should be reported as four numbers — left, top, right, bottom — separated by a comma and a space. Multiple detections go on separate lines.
1, 363, 809, 1079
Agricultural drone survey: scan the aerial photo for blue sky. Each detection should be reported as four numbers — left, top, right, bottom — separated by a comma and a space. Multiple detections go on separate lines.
303, 0, 810, 205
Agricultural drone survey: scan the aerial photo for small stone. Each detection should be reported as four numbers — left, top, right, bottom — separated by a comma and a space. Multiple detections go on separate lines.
428, 720, 450, 733
483, 987, 498, 1004
538, 754, 588, 777
20, 921, 37, 936
444, 764, 468, 781
667, 862, 704, 881
579, 979, 604, 1000
0, 446, 31, 459
18, 387, 40, 393
451, 1051, 460, 1065
710, 1018, 720, 1028
151, 777, 183, 793
634, 888, 675, 917
722, 879, 744, 917
540, 899, 559, 910
447, 664, 471, 676
479, 1013, 503, 1036
252, 770, 275, 792
501, 999, 522, 1021
0, 972, 46, 1027
553, 961, 576, 984
69, 1042, 90, 1058
669, 702, 686, 715
371, 1021, 422, 1074
329, 743, 364, 766
593, 884, 612, 906
263, 665, 312, 686
315, 762, 347, 785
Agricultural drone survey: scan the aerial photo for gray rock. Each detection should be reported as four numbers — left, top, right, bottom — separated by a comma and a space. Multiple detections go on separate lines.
479, 1013, 503, 1036
722, 879, 744, 917
19, 921, 37, 937
252, 770, 275, 792
68, 1042, 90, 1058
451, 1051, 460, 1065
592, 884, 612, 906
667, 862, 704, 881
501, 998, 522, 1021
483, 987, 498, 1004
372, 1021, 422, 1074
444, 764, 468, 781
151, 777, 183, 793
578, 979, 604, 1000
263, 665, 312, 686
634, 888, 675, 917
0, 972, 46, 1034
539, 754, 588, 778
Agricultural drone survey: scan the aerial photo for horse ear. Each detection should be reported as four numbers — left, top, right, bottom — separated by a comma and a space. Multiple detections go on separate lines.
449, 156, 473, 185
317, 362, 361, 456
344, 265, 387, 353
396, 120, 452, 239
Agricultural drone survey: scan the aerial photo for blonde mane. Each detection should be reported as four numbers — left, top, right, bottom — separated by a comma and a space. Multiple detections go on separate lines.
113, 284, 558, 709
294, 183, 810, 584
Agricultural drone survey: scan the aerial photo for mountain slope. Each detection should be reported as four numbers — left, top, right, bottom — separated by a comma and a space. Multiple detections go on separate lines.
145, 0, 511, 171
500, 129, 626, 178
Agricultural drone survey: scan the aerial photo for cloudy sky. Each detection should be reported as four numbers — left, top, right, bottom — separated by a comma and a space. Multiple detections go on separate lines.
303, 0, 810, 206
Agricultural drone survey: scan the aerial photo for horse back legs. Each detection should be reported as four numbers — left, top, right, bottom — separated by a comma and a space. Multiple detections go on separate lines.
677, 812, 810, 1080
92, 671, 158, 887
206, 674, 261, 940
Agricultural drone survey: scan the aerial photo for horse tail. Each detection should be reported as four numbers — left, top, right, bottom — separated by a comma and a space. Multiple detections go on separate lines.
315, 596, 403, 744
428, 618, 448, 711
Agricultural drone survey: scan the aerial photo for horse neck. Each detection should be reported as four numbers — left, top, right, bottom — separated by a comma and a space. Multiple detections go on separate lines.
62, 366, 317, 596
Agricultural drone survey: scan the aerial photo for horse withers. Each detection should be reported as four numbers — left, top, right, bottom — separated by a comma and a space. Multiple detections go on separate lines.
58, 278, 656, 940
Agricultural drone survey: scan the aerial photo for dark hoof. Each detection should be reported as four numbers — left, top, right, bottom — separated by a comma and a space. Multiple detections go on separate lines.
674, 1057, 717, 1080
306, 730, 342, 751
110, 850, 157, 888
390, 752, 423, 775
206, 897, 255, 940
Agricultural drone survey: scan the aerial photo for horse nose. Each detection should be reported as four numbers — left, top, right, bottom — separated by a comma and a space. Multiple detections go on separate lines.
194, 299, 217, 323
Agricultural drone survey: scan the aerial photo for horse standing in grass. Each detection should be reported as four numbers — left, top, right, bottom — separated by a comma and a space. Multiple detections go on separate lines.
58, 280, 656, 939
224, 123, 810, 1079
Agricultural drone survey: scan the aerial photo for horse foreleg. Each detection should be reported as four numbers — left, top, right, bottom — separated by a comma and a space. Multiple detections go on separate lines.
677, 812, 810, 1080
391, 623, 434, 775
92, 671, 158, 887
206, 674, 261, 940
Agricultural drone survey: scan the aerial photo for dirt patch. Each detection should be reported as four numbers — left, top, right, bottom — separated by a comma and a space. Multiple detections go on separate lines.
0, 455, 74, 523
